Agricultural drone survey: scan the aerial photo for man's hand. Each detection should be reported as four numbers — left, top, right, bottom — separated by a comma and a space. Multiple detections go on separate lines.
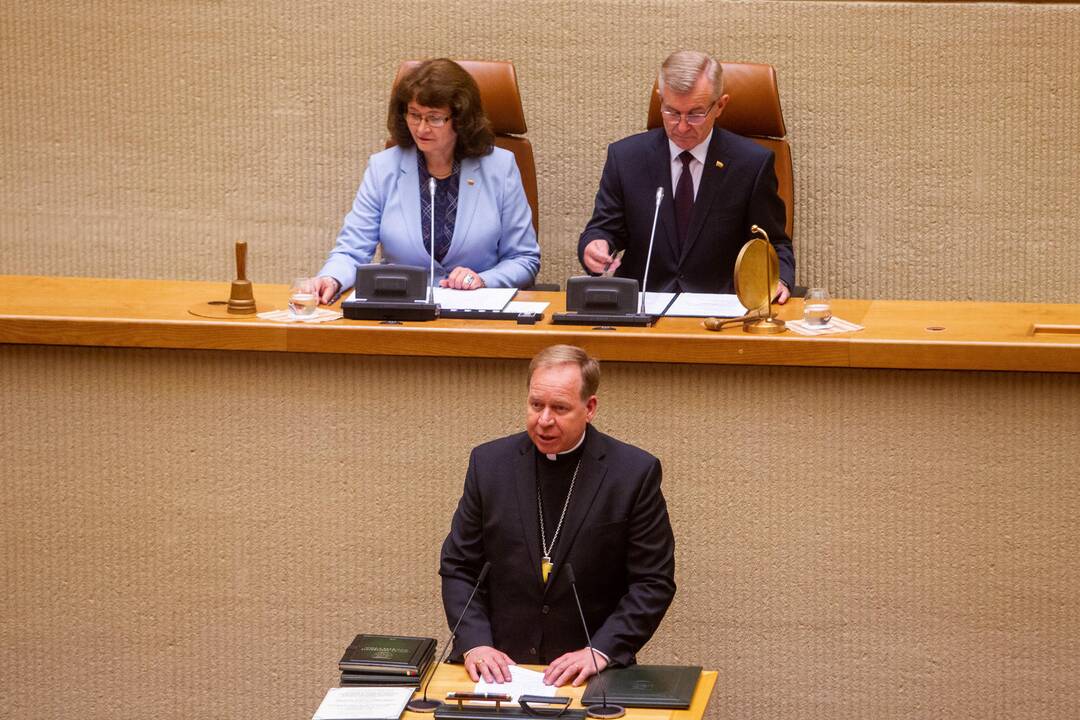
542, 647, 609, 687
773, 280, 790, 305
440, 266, 486, 290
313, 276, 340, 305
464, 646, 515, 683
582, 239, 619, 275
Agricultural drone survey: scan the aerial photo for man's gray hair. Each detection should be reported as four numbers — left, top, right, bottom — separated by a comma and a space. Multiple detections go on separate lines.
528, 345, 600, 401
658, 50, 723, 100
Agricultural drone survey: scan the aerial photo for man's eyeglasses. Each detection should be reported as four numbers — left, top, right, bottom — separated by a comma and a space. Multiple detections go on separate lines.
405, 110, 450, 128
659, 100, 716, 127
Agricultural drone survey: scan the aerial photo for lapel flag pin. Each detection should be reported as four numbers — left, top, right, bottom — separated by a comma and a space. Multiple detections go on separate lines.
466, 179, 475, 186
715, 161, 724, 169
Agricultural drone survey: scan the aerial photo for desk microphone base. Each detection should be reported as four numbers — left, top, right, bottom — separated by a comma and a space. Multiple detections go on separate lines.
551, 312, 655, 327
407, 698, 442, 713
342, 300, 438, 322
586, 705, 626, 720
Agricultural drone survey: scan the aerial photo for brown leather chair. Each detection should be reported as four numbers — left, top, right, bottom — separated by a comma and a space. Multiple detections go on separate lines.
393, 60, 538, 234
646, 62, 792, 241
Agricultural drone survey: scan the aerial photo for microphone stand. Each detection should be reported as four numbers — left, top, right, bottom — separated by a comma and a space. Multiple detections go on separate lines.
428, 177, 437, 304
565, 564, 625, 720
638, 187, 664, 314
407, 561, 492, 713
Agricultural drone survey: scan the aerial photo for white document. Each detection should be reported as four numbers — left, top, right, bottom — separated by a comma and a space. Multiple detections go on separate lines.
503, 301, 549, 314
433, 287, 517, 311
665, 292, 748, 318
343, 290, 432, 304
311, 687, 413, 720
474, 665, 557, 702
637, 291, 676, 315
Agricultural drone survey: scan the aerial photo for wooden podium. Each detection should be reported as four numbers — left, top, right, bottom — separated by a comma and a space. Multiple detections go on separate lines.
402, 664, 717, 720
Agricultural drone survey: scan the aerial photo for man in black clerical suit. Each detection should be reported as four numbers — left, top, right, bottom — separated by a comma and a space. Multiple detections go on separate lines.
439, 345, 676, 688
578, 50, 794, 302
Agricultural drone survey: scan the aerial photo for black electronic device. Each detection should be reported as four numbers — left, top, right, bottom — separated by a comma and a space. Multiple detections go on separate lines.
342, 263, 438, 321
438, 309, 544, 324
551, 277, 655, 327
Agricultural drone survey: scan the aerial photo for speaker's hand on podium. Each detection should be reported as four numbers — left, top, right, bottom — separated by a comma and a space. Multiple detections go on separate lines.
542, 647, 608, 688
464, 645, 515, 683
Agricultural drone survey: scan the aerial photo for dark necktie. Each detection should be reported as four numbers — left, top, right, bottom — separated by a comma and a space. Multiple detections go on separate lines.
674, 150, 695, 252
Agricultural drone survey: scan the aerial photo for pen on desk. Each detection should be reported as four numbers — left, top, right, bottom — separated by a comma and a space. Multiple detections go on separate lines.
445, 692, 513, 701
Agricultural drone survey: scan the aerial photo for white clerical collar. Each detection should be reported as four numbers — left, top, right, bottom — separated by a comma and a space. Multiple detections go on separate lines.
545, 429, 587, 461
668, 129, 713, 166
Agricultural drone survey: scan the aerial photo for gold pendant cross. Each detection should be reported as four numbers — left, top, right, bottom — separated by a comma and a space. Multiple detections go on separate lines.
541, 556, 553, 583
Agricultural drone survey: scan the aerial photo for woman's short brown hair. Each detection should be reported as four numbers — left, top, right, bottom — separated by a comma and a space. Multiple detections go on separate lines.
387, 59, 495, 160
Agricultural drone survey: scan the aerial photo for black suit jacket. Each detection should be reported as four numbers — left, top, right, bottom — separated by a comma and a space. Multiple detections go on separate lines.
578, 127, 794, 293
439, 425, 676, 667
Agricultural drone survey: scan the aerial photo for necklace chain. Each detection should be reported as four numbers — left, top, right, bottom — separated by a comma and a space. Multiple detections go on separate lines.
538, 457, 582, 559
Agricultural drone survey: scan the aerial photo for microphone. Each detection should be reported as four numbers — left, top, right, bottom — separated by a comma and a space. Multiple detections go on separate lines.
407, 561, 492, 713
565, 563, 625, 720
638, 187, 664, 314
428, 176, 437, 303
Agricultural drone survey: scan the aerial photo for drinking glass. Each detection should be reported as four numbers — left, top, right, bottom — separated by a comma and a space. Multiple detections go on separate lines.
288, 277, 319, 318
803, 288, 832, 326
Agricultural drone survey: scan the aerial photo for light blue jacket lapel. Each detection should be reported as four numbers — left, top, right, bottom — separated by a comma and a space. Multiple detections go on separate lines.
450, 157, 481, 259
395, 147, 426, 259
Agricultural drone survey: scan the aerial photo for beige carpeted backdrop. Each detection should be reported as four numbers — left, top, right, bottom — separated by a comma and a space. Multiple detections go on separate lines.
3, 1, 1080, 300
3, 2, 1080, 720
2, 346, 1079, 719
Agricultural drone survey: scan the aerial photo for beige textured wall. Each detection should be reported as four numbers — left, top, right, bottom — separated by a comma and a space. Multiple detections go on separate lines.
2, 1, 1080, 301
4, 2, 1080, 719
3, 345, 1079, 719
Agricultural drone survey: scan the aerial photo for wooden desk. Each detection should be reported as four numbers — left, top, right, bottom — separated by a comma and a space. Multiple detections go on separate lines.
1, 275, 1079, 372
405, 664, 717, 720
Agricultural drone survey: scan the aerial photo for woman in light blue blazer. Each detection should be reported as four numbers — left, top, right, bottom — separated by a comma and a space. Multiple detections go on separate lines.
314, 59, 540, 303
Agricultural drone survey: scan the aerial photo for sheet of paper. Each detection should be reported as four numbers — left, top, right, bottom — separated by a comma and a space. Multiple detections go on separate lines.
665, 292, 747, 318
474, 665, 557, 702
637, 291, 676, 316
311, 686, 414, 720
503, 301, 549, 314
433, 287, 517, 311
342, 290, 436, 305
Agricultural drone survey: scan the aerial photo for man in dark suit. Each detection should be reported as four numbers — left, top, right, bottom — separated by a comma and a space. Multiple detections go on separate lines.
439, 345, 676, 688
579, 50, 794, 302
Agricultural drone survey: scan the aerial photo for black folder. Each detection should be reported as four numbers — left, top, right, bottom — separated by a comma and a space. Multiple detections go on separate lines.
581, 664, 702, 709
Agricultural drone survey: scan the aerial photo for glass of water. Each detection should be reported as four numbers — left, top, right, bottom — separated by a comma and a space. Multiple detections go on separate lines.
803, 288, 832, 326
288, 277, 319, 318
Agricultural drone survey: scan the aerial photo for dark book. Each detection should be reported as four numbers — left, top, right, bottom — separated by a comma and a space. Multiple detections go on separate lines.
339, 644, 436, 686
339, 671, 420, 687
338, 634, 436, 675
581, 664, 702, 709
